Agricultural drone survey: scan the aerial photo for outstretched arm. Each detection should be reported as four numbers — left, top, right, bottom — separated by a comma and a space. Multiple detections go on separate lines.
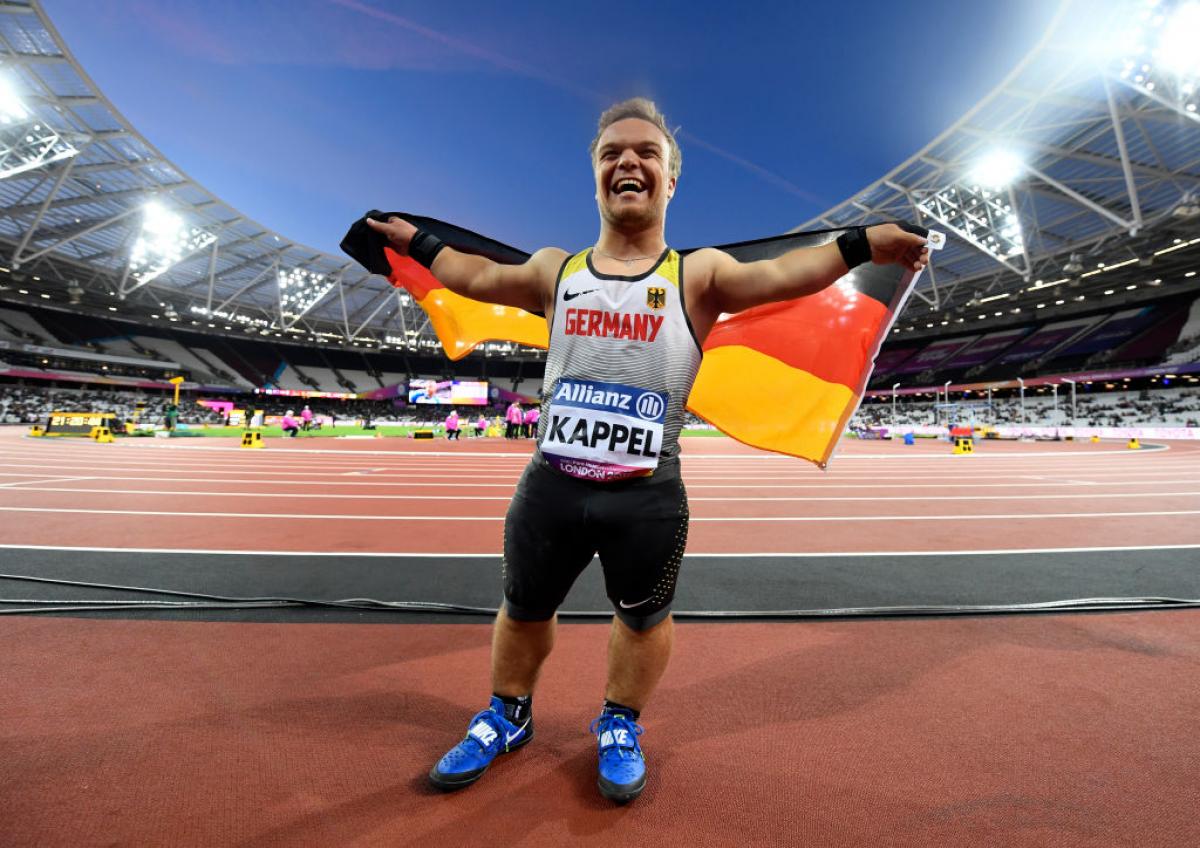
695, 223, 928, 316
366, 216, 565, 316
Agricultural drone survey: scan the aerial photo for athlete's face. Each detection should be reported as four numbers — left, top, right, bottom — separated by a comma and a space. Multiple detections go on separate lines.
593, 118, 676, 231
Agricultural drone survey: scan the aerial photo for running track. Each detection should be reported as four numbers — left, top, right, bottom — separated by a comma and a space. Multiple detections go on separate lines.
1, 427, 1197, 556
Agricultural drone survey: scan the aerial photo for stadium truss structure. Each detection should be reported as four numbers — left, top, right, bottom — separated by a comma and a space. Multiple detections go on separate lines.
0, 0, 1198, 357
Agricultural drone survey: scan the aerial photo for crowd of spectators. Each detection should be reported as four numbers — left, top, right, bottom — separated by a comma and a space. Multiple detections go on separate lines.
852, 388, 1200, 429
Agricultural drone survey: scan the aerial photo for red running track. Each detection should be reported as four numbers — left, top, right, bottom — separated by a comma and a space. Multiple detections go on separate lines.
0, 427, 1197, 555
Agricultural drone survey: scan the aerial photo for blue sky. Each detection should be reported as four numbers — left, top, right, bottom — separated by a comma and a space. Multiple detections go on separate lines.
46, 0, 1060, 255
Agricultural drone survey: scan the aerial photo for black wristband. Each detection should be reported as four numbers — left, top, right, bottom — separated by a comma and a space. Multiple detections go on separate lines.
408, 229, 446, 270
836, 226, 872, 269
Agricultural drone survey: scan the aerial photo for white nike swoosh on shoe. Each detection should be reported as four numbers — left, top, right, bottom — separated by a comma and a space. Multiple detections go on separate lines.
618, 596, 655, 609
506, 719, 530, 744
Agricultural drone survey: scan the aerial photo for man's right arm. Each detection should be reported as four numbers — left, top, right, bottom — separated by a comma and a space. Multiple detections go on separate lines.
366, 216, 564, 316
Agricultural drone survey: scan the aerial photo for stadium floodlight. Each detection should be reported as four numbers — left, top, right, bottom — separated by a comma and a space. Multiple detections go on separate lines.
969, 151, 1023, 189
1112, 0, 1200, 119
127, 201, 217, 289
278, 266, 335, 326
917, 176, 1025, 272
0, 74, 79, 181
0, 76, 28, 122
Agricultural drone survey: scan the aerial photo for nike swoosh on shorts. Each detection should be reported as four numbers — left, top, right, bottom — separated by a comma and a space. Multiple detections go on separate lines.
618, 596, 655, 609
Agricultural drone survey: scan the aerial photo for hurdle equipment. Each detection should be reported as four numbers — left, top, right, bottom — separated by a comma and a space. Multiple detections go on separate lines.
952, 436, 974, 455
413, 429, 435, 440
89, 426, 114, 444
1090, 435, 1100, 443
241, 431, 264, 449
28, 425, 45, 437
1127, 438, 1140, 450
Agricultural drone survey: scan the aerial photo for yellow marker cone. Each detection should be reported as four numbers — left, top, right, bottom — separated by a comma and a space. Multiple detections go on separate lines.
241, 431, 264, 449
1127, 437, 1140, 450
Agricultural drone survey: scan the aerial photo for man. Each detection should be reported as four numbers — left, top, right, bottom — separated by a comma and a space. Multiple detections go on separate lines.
505, 401, 522, 439
301, 405, 314, 432
445, 408, 461, 440
280, 409, 300, 438
367, 98, 926, 803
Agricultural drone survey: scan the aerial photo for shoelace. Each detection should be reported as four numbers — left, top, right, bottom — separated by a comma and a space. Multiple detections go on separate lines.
590, 714, 644, 761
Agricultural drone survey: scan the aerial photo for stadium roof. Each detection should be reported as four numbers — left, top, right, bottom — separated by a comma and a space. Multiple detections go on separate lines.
0, 0, 1198, 354
800, 0, 1200, 333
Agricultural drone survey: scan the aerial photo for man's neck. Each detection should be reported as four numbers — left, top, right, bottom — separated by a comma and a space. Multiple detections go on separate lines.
594, 224, 667, 260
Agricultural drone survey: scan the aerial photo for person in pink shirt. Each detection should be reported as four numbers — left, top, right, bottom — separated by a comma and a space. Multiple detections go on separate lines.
300, 405, 314, 432
281, 410, 300, 438
522, 406, 537, 438
527, 405, 539, 438
476, 414, 488, 438
445, 409, 461, 441
505, 402, 522, 440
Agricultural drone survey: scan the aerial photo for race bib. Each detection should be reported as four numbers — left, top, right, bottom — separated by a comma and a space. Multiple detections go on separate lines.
540, 378, 667, 482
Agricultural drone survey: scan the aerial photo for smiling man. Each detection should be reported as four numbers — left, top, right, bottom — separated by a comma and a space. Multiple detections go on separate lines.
367, 98, 927, 803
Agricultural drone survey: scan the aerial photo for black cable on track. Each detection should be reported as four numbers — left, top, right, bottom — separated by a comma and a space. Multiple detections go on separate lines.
1, 573, 1198, 619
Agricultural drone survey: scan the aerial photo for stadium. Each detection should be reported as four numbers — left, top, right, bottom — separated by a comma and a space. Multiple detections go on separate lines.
1, 0, 1198, 845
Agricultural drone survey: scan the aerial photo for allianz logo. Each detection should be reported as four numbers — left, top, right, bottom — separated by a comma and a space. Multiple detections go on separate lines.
554, 381, 665, 422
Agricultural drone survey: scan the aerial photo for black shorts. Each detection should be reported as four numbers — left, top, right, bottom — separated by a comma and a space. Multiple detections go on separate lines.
503, 459, 688, 630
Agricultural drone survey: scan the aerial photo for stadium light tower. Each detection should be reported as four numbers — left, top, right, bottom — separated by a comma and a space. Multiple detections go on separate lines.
944, 380, 952, 424
1017, 377, 1026, 424
1111, 0, 1200, 122
0, 74, 79, 181
278, 266, 336, 328
125, 201, 217, 291
892, 382, 900, 428
917, 152, 1027, 275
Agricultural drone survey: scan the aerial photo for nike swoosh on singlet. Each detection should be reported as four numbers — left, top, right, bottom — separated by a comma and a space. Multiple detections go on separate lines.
562, 288, 598, 301
618, 595, 655, 609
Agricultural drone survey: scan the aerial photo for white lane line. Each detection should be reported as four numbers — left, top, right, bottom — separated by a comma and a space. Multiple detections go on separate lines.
0, 476, 94, 488
2, 543, 1199, 557
12, 441, 1181, 460
0, 475, 1194, 490
0, 507, 1197, 522
2, 487, 513, 500
7, 486, 1200, 503
2, 461, 1196, 483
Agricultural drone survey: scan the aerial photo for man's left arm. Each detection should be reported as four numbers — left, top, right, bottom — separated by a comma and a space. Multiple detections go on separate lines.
698, 223, 929, 316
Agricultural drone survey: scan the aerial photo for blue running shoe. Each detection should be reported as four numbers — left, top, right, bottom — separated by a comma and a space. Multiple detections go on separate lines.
428, 696, 534, 791
591, 711, 646, 803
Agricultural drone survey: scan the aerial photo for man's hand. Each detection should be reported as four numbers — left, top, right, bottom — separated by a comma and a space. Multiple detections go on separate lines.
866, 224, 929, 273
365, 215, 418, 254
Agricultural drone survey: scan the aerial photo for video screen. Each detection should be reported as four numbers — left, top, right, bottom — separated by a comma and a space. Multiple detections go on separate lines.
407, 379, 489, 405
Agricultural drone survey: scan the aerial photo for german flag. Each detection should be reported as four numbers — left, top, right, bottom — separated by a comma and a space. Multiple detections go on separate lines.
341, 213, 920, 467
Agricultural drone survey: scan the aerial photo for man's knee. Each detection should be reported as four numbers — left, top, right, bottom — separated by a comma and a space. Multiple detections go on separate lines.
614, 605, 672, 633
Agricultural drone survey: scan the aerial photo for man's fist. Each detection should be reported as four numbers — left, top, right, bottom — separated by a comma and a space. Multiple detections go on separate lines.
366, 215, 418, 254
867, 224, 929, 272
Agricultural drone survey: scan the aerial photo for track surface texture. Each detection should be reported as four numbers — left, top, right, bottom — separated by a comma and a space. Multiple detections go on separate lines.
1, 426, 1198, 847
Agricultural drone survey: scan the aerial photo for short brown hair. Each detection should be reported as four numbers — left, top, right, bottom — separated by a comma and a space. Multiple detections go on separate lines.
589, 97, 681, 179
